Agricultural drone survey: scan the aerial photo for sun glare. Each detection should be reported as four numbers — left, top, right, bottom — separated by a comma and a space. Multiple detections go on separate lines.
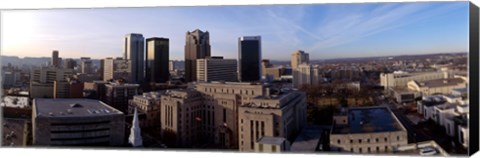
1, 11, 39, 56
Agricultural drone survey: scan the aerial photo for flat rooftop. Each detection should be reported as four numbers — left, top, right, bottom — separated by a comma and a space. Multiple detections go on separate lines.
417, 78, 465, 88
34, 98, 123, 118
2, 118, 28, 146
257, 136, 287, 145
1, 96, 30, 108
332, 106, 404, 134
394, 141, 448, 156
290, 125, 322, 152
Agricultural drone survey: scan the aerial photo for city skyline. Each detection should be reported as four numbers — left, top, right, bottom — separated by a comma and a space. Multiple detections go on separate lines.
1, 2, 469, 60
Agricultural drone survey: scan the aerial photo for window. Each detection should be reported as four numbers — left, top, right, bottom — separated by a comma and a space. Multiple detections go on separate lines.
350, 139, 353, 143
272, 146, 277, 152
376, 147, 379, 152
367, 139, 370, 143
397, 136, 400, 141
350, 148, 353, 152
367, 147, 371, 153
384, 137, 388, 142
359, 139, 362, 143
337, 140, 341, 144
359, 148, 362, 153
223, 108, 227, 122
385, 146, 388, 151
376, 138, 379, 142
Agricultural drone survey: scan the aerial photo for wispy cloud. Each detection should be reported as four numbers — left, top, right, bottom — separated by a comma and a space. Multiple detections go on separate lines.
307, 2, 467, 53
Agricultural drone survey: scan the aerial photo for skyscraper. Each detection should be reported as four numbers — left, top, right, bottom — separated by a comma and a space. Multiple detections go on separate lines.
185, 29, 211, 82
124, 33, 145, 84
80, 57, 94, 74
146, 37, 169, 83
52, 50, 60, 68
291, 50, 309, 69
63, 58, 77, 69
238, 36, 261, 82
103, 57, 131, 82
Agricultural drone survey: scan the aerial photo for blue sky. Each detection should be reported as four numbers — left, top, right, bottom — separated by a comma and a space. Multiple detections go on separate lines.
0, 2, 469, 60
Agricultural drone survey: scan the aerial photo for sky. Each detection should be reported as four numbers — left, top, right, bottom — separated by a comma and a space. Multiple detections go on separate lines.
0, 2, 470, 60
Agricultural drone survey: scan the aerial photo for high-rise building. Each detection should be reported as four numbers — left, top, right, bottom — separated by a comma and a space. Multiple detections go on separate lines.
184, 29, 211, 82
32, 98, 125, 146
238, 36, 261, 82
104, 81, 140, 113
103, 57, 131, 82
292, 64, 321, 88
196, 57, 238, 82
124, 33, 145, 84
169, 60, 175, 72
146, 37, 169, 84
291, 50, 309, 69
30, 67, 74, 98
52, 50, 60, 68
63, 58, 77, 69
80, 57, 94, 74
54, 78, 84, 98
261, 59, 271, 78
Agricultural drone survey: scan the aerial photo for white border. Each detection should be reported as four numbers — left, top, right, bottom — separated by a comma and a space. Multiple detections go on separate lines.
1, 0, 479, 158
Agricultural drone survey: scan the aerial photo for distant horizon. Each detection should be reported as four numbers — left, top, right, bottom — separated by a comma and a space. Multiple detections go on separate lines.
1, 2, 469, 60
0, 51, 467, 62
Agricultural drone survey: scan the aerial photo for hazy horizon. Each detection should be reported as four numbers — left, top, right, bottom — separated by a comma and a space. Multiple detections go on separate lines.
1, 2, 469, 60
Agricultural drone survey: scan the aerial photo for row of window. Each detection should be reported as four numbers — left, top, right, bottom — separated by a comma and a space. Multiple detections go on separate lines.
203, 87, 257, 95
337, 136, 401, 144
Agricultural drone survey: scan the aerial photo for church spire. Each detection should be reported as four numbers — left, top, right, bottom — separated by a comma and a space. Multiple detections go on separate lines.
129, 107, 143, 147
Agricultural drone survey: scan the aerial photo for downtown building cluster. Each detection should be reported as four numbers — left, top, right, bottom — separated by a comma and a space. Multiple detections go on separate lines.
14, 29, 307, 150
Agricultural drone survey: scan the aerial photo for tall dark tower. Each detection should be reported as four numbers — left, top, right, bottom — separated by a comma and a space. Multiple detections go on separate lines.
184, 29, 211, 82
238, 36, 261, 82
52, 50, 60, 68
145, 37, 169, 84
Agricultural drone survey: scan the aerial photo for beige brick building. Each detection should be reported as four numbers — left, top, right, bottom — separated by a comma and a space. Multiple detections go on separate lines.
238, 90, 306, 152
160, 89, 203, 147
128, 91, 164, 128
159, 82, 307, 150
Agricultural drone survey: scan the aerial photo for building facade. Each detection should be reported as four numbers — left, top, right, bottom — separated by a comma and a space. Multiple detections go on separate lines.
291, 50, 309, 69
196, 57, 238, 82
128, 91, 163, 128
238, 36, 261, 82
104, 81, 140, 113
124, 33, 145, 84
52, 50, 60, 68
329, 106, 408, 154
380, 71, 449, 90
32, 98, 125, 146
292, 64, 321, 88
407, 78, 467, 96
185, 29, 211, 82
30, 67, 74, 99
238, 90, 307, 152
103, 57, 131, 82
158, 82, 307, 151
146, 37, 170, 84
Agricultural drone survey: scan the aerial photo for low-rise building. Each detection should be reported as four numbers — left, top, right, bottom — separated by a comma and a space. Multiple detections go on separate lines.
329, 106, 408, 154
407, 78, 467, 96
128, 91, 163, 128
32, 98, 125, 146
254, 136, 290, 152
